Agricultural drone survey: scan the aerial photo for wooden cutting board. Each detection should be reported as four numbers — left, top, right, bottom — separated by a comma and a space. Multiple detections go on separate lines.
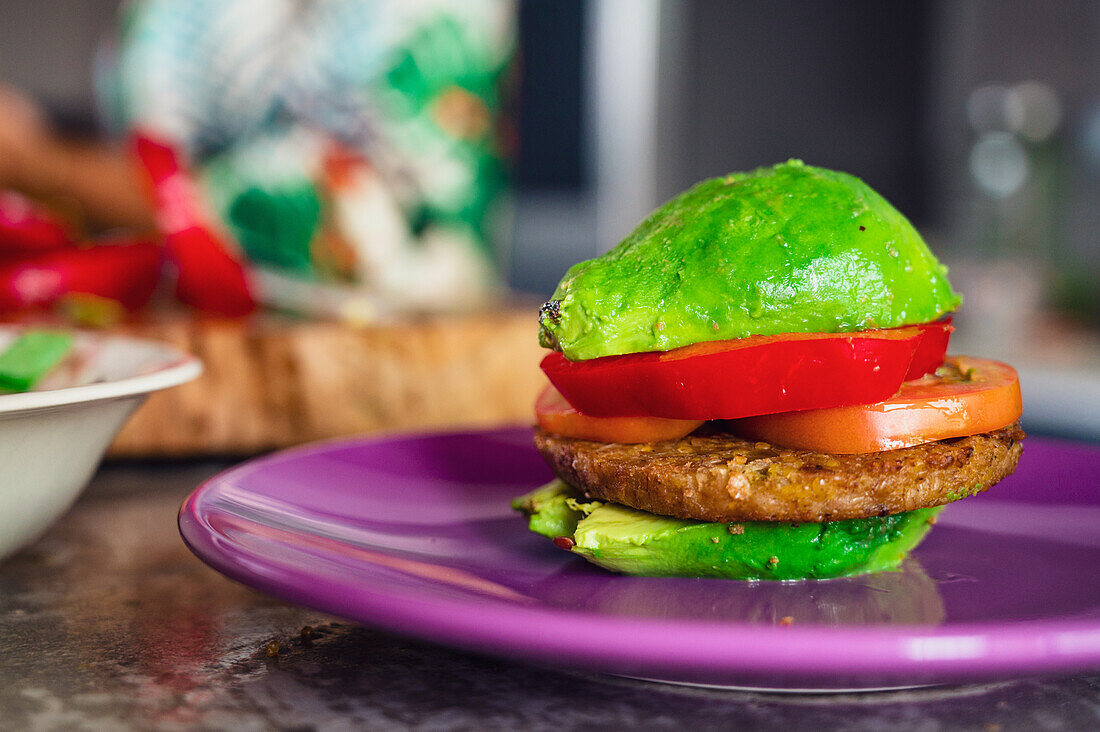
108, 308, 546, 457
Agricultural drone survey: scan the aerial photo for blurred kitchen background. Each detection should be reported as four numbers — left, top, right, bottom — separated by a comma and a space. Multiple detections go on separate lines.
1, 0, 1099, 442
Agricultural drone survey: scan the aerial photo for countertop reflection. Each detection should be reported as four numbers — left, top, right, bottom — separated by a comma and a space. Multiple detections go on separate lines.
0, 461, 1098, 730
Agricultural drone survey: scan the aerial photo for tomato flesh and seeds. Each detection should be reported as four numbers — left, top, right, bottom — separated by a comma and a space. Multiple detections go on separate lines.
731, 356, 1022, 454
541, 322, 951, 421
535, 384, 702, 444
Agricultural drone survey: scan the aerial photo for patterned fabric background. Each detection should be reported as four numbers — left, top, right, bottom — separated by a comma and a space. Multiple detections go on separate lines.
103, 0, 515, 312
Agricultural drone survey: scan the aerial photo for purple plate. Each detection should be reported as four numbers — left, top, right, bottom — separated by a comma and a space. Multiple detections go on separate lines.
180, 428, 1100, 690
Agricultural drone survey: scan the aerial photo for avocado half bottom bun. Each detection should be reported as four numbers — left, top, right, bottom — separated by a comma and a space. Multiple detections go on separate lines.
516, 161, 1024, 581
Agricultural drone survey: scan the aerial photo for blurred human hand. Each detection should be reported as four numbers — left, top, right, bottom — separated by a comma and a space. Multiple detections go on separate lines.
0, 84, 49, 187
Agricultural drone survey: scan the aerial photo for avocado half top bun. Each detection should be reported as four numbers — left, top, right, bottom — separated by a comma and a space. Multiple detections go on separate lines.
514, 160, 1024, 581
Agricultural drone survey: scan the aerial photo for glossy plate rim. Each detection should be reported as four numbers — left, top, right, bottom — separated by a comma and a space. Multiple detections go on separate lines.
179, 428, 1100, 686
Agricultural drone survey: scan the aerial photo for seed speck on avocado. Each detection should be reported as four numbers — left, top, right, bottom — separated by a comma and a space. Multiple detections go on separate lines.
539, 298, 562, 324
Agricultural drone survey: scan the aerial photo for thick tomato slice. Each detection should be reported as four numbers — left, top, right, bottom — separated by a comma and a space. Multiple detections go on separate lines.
732, 356, 1022, 454
541, 323, 951, 420
535, 384, 703, 443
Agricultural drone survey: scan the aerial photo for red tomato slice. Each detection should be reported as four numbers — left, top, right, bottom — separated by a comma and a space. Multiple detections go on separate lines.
732, 356, 1022, 454
541, 324, 950, 420
0, 238, 161, 312
0, 191, 72, 254
132, 132, 256, 317
535, 384, 703, 443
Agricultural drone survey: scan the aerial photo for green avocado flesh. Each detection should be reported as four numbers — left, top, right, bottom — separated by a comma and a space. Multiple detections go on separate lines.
513, 480, 941, 581
539, 160, 961, 360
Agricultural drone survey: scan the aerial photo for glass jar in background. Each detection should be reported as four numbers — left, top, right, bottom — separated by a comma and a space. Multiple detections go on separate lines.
949, 81, 1064, 358
1058, 101, 1100, 327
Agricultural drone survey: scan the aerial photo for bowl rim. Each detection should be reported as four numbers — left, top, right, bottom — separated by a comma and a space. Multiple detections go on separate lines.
0, 330, 202, 414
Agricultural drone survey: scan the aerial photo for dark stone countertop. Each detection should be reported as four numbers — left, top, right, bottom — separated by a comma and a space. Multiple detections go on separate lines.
1, 461, 1099, 731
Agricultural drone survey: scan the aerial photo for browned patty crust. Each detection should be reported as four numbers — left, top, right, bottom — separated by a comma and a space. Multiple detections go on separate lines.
534, 423, 1025, 522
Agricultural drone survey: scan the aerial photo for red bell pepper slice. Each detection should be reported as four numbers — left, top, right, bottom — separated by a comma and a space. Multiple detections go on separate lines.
905, 318, 953, 380
132, 132, 256, 317
0, 238, 160, 312
541, 324, 951, 421
0, 190, 72, 254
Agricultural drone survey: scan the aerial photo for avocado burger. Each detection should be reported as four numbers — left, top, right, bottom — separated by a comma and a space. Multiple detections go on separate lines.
514, 160, 1024, 580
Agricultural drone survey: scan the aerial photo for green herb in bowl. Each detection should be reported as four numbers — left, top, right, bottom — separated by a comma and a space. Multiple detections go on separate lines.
0, 331, 74, 392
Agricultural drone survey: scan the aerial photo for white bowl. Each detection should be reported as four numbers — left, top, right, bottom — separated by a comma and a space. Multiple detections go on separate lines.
0, 328, 201, 560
